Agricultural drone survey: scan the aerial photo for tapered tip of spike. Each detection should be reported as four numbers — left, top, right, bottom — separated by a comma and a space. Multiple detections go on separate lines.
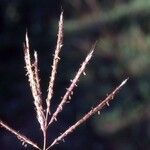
25, 30, 28, 40
60, 11, 63, 22
120, 78, 129, 87
34, 51, 38, 58
25, 30, 29, 48
89, 41, 97, 56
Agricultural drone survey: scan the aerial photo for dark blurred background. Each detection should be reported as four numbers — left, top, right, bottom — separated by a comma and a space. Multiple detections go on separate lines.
0, 0, 150, 150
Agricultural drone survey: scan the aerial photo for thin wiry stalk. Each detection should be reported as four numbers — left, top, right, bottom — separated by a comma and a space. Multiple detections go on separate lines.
0, 120, 41, 150
43, 131, 46, 150
48, 44, 95, 126
24, 32, 45, 133
46, 11, 64, 115
46, 78, 128, 150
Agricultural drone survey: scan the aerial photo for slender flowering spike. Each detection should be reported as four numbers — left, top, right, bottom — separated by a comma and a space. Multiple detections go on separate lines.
46, 11, 64, 115
48, 45, 95, 126
0, 120, 41, 150
46, 78, 128, 149
24, 32, 45, 132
